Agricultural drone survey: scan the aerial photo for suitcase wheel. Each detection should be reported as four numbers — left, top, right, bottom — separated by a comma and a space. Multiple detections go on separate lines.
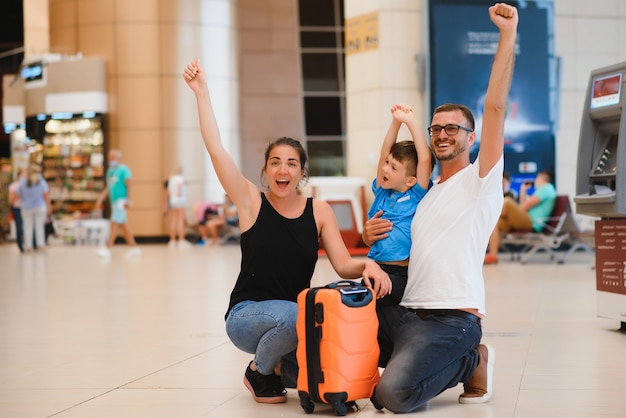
332, 400, 348, 416
346, 400, 358, 410
299, 393, 315, 414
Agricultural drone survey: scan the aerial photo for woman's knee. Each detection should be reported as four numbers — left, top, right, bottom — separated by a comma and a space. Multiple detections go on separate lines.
225, 300, 297, 349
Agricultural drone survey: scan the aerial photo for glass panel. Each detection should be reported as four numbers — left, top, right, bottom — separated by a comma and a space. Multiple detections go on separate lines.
307, 140, 345, 176
304, 97, 342, 135
299, 0, 336, 26
300, 31, 337, 48
302, 53, 339, 91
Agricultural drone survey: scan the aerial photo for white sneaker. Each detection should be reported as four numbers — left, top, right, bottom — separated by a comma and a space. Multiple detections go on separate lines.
168, 240, 177, 248
125, 246, 141, 258
178, 240, 191, 248
97, 247, 111, 258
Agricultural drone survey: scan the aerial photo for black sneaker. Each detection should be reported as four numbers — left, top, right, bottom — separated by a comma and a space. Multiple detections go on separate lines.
243, 361, 287, 404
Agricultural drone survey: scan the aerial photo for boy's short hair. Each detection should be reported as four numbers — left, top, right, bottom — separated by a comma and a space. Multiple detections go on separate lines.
390, 141, 418, 177
390, 140, 436, 177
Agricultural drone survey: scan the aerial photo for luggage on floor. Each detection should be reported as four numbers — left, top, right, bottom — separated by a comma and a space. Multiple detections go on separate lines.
296, 280, 380, 416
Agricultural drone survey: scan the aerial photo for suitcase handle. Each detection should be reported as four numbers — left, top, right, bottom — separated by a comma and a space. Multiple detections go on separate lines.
325, 280, 360, 289
326, 280, 373, 306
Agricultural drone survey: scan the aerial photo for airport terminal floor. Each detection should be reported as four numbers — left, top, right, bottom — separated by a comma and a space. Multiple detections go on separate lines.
0, 241, 624, 418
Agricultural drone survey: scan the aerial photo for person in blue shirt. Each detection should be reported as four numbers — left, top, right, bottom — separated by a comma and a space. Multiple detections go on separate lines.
366, 103, 433, 305
17, 165, 52, 253
95, 149, 141, 259
485, 169, 557, 264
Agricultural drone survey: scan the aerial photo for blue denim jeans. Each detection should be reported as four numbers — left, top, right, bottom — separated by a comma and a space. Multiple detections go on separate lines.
11, 207, 23, 252
225, 299, 298, 376
375, 306, 482, 413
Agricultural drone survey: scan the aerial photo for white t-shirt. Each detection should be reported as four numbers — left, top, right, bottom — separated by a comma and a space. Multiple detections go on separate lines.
167, 174, 187, 208
403, 156, 504, 316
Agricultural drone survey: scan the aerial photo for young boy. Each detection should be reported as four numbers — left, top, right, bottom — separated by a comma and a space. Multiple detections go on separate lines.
367, 104, 433, 306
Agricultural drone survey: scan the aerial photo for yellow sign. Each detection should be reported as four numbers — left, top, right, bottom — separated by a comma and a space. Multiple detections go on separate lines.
345, 12, 379, 56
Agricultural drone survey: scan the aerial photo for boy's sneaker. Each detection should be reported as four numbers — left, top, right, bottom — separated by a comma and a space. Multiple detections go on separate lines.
97, 247, 111, 259
243, 361, 287, 404
459, 343, 495, 404
124, 246, 141, 258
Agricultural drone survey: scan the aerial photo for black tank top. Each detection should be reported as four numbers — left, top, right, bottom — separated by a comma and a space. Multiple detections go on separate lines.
225, 193, 319, 318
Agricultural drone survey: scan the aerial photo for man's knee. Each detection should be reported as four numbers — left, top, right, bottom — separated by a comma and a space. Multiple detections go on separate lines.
375, 379, 417, 414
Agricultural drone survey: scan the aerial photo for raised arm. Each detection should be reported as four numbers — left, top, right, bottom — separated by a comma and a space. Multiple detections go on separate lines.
478, 3, 518, 177
394, 104, 432, 189
183, 60, 259, 227
375, 106, 403, 187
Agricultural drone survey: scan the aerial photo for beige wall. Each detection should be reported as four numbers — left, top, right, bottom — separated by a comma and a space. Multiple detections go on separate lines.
46, 0, 300, 237
553, 0, 626, 203
23, 0, 50, 58
48, 0, 214, 236
237, 0, 304, 187
23, 58, 106, 115
344, 0, 425, 195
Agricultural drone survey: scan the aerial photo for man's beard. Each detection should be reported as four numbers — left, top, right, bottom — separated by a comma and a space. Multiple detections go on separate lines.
433, 139, 468, 161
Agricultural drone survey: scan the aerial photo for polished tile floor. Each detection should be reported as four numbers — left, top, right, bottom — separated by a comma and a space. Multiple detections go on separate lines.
0, 241, 623, 418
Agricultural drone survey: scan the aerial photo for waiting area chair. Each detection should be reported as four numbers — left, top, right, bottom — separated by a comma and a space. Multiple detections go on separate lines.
500, 195, 594, 264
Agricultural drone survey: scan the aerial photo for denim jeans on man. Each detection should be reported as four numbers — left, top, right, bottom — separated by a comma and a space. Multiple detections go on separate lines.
225, 299, 298, 376
375, 305, 482, 413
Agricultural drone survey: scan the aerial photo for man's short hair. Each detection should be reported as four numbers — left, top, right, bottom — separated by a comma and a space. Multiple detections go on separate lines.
432, 103, 475, 131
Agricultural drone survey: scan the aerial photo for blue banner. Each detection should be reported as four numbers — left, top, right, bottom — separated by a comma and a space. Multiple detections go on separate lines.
429, 0, 556, 193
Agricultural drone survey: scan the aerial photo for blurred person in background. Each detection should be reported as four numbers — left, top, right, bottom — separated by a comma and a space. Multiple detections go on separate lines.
8, 168, 26, 252
95, 149, 141, 259
166, 167, 191, 247
18, 165, 52, 253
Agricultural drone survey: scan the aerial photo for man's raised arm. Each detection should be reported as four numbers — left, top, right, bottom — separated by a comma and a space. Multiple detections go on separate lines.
478, 3, 519, 177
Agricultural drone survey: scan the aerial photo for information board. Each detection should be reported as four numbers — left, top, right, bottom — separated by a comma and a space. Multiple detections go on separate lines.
595, 219, 626, 296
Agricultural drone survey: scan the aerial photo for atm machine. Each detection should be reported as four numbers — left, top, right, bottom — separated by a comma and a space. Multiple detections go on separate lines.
574, 61, 626, 329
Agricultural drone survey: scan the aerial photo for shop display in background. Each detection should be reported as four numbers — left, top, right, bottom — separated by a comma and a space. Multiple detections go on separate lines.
37, 114, 106, 218
0, 160, 12, 240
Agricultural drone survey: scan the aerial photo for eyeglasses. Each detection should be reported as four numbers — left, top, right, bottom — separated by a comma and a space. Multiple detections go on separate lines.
427, 124, 473, 136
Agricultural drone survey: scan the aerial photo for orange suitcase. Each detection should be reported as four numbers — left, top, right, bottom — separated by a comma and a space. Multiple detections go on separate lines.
296, 281, 380, 416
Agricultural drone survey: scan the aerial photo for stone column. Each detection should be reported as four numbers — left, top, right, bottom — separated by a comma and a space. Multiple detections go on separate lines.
23, 0, 50, 58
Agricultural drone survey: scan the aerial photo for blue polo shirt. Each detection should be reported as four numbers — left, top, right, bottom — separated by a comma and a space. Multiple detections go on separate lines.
367, 178, 428, 262
106, 164, 132, 202
529, 183, 557, 231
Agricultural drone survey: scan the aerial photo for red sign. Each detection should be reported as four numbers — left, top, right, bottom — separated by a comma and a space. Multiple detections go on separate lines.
595, 219, 626, 295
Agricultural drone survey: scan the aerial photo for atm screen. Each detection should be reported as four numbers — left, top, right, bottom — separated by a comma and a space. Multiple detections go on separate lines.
590, 73, 622, 109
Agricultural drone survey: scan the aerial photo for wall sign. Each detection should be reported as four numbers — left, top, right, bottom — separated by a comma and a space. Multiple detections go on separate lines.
345, 12, 379, 56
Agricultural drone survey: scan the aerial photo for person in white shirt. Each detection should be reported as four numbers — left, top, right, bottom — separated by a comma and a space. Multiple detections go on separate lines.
166, 167, 190, 247
362, 3, 518, 412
